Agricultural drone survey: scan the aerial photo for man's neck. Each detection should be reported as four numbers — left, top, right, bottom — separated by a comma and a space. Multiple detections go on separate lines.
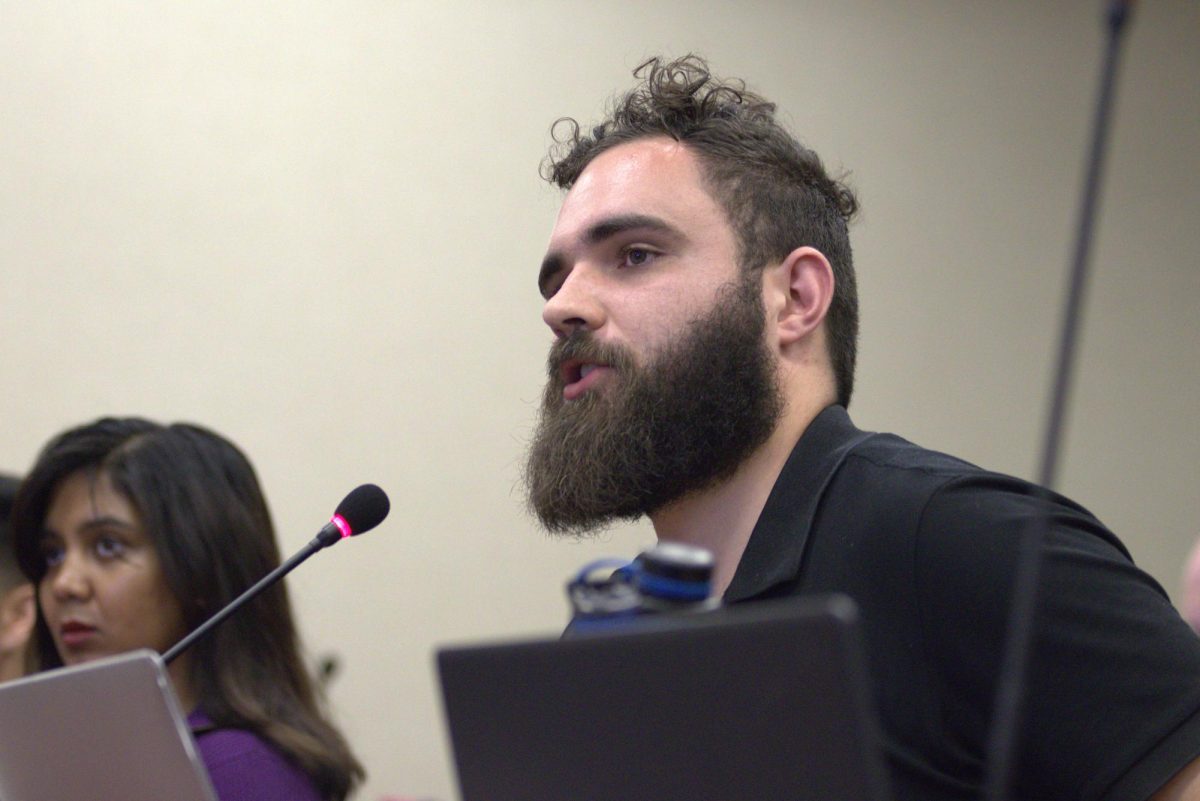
649, 397, 829, 596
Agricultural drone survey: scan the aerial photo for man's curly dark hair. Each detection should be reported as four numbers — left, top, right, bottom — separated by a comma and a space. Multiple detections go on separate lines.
543, 54, 860, 408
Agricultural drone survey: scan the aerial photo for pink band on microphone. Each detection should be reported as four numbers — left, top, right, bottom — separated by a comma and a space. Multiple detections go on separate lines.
331, 514, 353, 539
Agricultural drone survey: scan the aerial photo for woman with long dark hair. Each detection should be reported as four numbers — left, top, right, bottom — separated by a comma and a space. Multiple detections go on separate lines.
10, 417, 363, 801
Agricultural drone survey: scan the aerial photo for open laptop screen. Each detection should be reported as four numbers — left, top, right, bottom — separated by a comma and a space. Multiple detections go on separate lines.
0, 649, 217, 801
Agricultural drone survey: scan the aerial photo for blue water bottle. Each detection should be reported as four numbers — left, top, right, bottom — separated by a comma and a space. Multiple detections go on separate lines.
565, 542, 719, 636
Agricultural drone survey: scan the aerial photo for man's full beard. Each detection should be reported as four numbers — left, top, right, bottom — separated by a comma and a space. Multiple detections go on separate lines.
524, 275, 784, 537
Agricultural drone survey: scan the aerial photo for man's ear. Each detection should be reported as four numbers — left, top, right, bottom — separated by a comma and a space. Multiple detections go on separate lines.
0, 584, 35, 654
766, 246, 835, 349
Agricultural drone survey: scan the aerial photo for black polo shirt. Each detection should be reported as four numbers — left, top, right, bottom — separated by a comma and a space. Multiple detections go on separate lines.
726, 405, 1200, 801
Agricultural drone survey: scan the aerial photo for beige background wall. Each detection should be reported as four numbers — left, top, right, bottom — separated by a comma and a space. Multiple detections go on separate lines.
1, 2, 1196, 798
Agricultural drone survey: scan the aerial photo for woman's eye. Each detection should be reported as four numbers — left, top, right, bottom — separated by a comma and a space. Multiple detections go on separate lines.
41, 543, 65, 568
95, 537, 126, 559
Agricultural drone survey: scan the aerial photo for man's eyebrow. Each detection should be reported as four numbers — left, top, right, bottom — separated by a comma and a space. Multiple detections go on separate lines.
584, 213, 678, 244
538, 214, 680, 296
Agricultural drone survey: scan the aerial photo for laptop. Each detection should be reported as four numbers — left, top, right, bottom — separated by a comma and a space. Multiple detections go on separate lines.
0, 649, 218, 801
436, 594, 893, 801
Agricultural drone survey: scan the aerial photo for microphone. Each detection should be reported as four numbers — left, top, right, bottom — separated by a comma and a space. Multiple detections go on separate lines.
315, 483, 392, 547
162, 484, 390, 665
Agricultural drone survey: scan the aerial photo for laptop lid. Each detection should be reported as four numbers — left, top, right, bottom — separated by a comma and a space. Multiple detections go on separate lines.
0, 649, 218, 801
436, 594, 892, 801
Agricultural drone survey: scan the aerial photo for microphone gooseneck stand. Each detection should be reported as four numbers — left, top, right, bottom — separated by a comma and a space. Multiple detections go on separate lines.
981, 3, 1135, 799
162, 536, 329, 665
161, 483, 390, 666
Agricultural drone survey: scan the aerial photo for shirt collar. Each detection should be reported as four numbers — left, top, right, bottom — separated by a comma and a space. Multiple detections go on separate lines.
724, 405, 872, 603
187, 708, 217, 735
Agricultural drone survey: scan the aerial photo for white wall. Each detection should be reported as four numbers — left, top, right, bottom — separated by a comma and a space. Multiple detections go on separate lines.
1, 2, 1196, 798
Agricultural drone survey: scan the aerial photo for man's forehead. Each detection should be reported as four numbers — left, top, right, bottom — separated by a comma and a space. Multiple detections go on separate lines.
549, 138, 712, 243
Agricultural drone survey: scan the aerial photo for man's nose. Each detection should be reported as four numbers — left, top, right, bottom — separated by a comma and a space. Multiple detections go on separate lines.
542, 265, 606, 338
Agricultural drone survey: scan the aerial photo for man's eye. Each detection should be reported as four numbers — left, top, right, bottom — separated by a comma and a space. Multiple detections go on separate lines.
621, 248, 656, 268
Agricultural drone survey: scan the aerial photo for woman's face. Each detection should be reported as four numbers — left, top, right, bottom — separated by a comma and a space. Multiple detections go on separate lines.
36, 470, 188, 669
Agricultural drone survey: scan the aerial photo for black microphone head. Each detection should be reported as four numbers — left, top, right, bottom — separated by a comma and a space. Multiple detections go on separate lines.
332, 484, 390, 537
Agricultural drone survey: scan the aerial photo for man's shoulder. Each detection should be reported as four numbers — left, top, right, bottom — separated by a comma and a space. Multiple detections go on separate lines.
833, 429, 1042, 515
848, 430, 988, 480
794, 406, 1014, 513
806, 408, 1000, 488
819, 424, 1126, 566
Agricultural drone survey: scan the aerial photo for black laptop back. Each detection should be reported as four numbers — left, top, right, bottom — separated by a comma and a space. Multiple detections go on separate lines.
437, 595, 892, 801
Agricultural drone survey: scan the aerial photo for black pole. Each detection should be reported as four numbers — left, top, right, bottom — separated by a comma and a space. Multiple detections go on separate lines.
982, 3, 1134, 799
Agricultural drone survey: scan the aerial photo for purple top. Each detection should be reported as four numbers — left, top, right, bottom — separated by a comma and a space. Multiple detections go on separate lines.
188, 711, 322, 801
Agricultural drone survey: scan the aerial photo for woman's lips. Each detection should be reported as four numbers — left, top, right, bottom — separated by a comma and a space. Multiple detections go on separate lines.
59, 621, 97, 648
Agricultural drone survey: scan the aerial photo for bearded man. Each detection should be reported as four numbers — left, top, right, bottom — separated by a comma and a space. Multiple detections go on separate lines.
523, 55, 1200, 801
